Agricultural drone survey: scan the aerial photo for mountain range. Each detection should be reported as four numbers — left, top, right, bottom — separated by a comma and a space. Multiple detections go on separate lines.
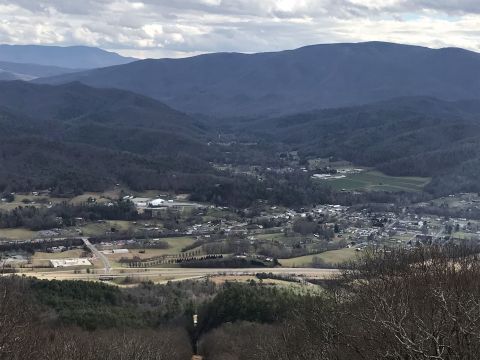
37, 41, 480, 117
2, 41, 480, 198
0, 44, 135, 69
0, 61, 77, 80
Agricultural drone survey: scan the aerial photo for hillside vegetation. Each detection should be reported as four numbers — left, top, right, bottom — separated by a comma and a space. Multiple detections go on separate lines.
241, 97, 480, 195
2, 245, 480, 359
0, 81, 215, 195
38, 42, 480, 117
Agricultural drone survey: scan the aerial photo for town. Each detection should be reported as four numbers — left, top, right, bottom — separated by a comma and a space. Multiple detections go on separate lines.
2, 179, 479, 284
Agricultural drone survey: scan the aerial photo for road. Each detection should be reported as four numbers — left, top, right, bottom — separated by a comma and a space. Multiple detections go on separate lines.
21, 267, 340, 281
434, 228, 444, 241
82, 238, 111, 274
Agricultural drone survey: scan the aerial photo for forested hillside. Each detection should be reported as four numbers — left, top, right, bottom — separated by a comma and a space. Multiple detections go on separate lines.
0, 61, 76, 80
241, 97, 480, 195
0, 81, 216, 195
37, 42, 480, 117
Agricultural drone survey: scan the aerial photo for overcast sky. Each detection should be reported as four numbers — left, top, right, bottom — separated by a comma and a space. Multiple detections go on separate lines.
0, 0, 479, 58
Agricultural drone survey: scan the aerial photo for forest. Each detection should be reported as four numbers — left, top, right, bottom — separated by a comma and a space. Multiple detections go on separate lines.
2, 81, 480, 207
0, 200, 139, 230
2, 244, 480, 359
233, 97, 480, 196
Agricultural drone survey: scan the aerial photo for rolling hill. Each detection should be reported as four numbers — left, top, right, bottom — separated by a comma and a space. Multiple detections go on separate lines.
242, 97, 480, 195
0, 81, 205, 137
0, 44, 136, 69
0, 81, 215, 195
38, 42, 480, 117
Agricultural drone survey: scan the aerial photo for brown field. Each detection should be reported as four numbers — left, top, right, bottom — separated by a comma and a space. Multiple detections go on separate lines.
0, 228, 37, 241
279, 248, 357, 267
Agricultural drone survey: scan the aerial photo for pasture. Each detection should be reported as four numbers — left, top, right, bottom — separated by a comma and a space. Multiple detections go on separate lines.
279, 248, 357, 267
316, 170, 430, 192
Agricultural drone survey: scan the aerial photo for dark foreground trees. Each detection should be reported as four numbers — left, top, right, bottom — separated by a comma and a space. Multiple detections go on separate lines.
200, 245, 480, 360
3, 245, 480, 359
0, 277, 192, 360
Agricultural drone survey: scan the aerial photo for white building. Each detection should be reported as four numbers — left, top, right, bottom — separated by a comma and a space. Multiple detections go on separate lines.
149, 198, 166, 207
50, 258, 92, 268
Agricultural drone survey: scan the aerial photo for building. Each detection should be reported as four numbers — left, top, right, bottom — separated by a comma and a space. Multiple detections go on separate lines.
149, 198, 166, 207
50, 258, 92, 268
101, 249, 129, 255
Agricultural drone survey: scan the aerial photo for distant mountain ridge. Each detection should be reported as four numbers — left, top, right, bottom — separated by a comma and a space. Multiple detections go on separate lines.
0, 61, 77, 80
37, 41, 480, 116
0, 44, 136, 69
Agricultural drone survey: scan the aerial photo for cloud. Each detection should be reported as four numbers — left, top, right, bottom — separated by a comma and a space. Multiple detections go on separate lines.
0, 0, 479, 58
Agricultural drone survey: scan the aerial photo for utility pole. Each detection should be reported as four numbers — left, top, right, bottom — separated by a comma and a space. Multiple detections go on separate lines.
191, 313, 203, 360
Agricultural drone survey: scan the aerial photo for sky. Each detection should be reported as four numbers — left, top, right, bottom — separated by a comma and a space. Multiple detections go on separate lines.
0, 0, 480, 59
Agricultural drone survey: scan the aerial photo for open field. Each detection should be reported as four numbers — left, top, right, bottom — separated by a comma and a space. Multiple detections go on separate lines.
70, 192, 115, 205
0, 194, 65, 211
279, 248, 357, 267
315, 170, 430, 192
105, 237, 196, 266
209, 275, 323, 294
0, 228, 37, 241
255, 232, 289, 241
32, 249, 86, 261
78, 220, 134, 237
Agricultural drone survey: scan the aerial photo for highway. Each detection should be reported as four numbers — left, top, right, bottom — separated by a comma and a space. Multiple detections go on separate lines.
82, 238, 111, 274
20, 267, 340, 281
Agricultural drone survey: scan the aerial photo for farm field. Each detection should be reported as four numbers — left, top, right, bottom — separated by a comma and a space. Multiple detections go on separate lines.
0, 228, 37, 241
279, 248, 357, 267
78, 220, 134, 237
315, 170, 430, 192
105, 236, 197, 266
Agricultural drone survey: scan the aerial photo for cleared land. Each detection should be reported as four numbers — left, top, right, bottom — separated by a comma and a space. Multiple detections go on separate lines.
0, 228, 37, 241
279, 248, 357, 267
105, 237, 197, 266
78, 220, 134, 237
316, 170, 430, 192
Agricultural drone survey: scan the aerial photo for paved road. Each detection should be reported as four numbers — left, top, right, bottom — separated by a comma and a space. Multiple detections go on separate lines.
23, 267, 340, 281
82, 238, 111, 274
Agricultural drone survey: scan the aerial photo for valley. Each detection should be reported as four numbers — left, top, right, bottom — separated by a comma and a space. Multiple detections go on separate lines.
1, 39, 480, 360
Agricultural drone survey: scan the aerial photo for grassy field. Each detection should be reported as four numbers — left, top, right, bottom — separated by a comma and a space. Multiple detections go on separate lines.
316, 170, 430, 192
78, 220, 135, 237
0, 194, 66, 211
279, 248, 357, 267
453, 231, 479, 240
255, 232, 288, 241
30, 249, 89, 268
0, 228, 37, 241
32, 249, 86, 260
70, 192, 115, 205
106, 236, 196, 266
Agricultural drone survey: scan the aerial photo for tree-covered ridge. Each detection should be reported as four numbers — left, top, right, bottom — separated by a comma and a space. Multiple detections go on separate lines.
36, 42, 480, 117
0, 81, 218, 195
244, 97, 480, 195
